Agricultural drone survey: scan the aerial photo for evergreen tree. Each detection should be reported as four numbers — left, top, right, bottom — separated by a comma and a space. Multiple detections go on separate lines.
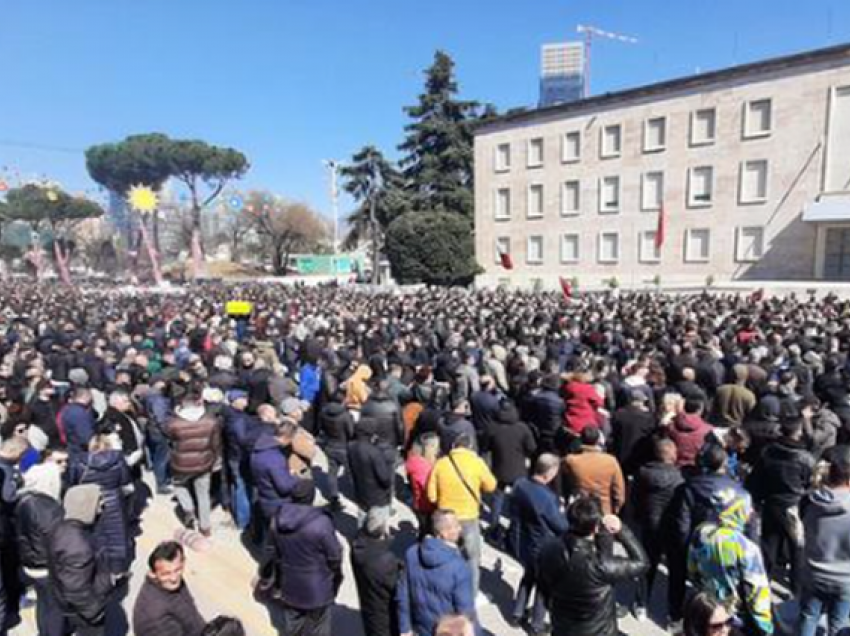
398, 51, 480, 219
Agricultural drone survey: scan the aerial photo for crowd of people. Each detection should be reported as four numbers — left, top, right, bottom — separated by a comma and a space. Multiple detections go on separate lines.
0, 282, 849, 636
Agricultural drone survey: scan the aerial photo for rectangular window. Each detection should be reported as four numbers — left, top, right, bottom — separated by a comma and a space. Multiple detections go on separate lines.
688, 166, 714, 207
639, 230, 660, 263
527, 138, 544, 167
685, 228, 711, 262
642, 172, 664, 211
736, 226, 765, 262
599, 176, 620, 213
562, 131, 581, 163
527, 184, 544, 218
494, 237, 511, 264
561, 180, 580, 216
527, 235, 544, 264
600, 124, 622, 158
690, 108, 717, 146
495, 143, 511, 172
494, 188, 511, 220
644, 117, 667, 152
739, 160, 769, 203
560, 233, 580, 263
598, 232, 620, 263
744, 99, 772, 138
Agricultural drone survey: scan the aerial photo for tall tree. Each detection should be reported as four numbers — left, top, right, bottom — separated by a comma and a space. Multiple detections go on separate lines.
167, 139, 249, 273
4, 185, 103, 284
244, 192, 328, 276
340, 145, 407, 282
398, 50, 480, 219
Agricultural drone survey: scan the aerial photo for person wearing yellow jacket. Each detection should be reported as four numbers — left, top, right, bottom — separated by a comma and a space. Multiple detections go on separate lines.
427, 434, 497, 600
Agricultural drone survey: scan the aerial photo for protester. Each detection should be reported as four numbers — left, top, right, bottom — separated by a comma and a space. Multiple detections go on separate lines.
0, 436, 27, 635
537, 495, 648, 636
350, 510, 400, 636
348, 417, 394, 526
562, 426, 626, 515
397, 509, 477, 636
133, 541, 206, 636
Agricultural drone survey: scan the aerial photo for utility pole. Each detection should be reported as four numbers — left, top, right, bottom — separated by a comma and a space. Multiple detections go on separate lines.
322, 160, 342, 254
576, 25, 639, 97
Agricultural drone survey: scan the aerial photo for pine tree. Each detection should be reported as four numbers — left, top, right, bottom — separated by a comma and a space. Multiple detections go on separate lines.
398, 51, 480, 219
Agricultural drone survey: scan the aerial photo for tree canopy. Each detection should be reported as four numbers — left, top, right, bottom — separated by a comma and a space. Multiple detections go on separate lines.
85, 133, 174, 194
3, 184, 103, 232
384, 211, 480, 286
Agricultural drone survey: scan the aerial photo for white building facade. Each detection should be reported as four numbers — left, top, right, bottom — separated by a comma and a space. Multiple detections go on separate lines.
474, 44, 850, 289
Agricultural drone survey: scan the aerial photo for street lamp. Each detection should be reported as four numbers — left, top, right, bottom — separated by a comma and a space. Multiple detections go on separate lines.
322, 159, 342, 254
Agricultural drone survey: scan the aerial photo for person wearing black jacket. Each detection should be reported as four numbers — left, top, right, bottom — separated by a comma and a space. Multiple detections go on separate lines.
318, 392, 354, 511
16, 457, 67, 636
537, 495, 648, 636
350, 512, 400, 636
348, 417, 393, 525
610, 390, 656, 477
746, 418, 814, 590
527, 374, 566, 456
487, 400, 537, 542
361, 383, 404, 502
48, 485, 124, 636
631, 438, 684, 620
0, 436, 26, 636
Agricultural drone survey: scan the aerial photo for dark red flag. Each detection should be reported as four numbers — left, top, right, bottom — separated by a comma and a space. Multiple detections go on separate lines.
498, 246, 513, 270
655, 203, 666, 250
559, 276, 572, 299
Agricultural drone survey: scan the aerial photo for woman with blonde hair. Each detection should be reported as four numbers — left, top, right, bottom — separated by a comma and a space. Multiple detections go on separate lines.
405, 432, 440, 537
344, 364, 372, 415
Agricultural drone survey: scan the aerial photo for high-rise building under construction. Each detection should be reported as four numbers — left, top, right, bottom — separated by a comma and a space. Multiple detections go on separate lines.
539, 42, 585, 107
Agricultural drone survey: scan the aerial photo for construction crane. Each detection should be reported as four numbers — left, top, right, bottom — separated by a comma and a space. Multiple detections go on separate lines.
576, 24, 638, 98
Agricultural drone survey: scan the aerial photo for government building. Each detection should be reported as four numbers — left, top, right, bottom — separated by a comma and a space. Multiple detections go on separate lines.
473, 43, 850, 289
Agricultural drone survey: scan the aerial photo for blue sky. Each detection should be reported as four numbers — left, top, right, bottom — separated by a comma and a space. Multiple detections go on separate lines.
1, 0, 848, 218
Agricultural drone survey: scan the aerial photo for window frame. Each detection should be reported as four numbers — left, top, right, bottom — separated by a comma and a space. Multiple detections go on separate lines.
687, 166, 715, 208
561, 180, 581, 216
743, 99, 773, 140
598, 231, 621, 264
600, 124, 623, 159
735, 226, 765, 262
685, 228, 712, 263
643, 117, 667, 153
560, 233, 580, 264
690, 108, 717, 147
527, 137, 545, 168
599, 176, 621, 214
738, 159, 769, 204
494, 143, 511, 173
494, 187, 511, 221
526, 235, 544, 265
562, 131, 582, 163
641, 171, 664, 211
527, 183, 545, 219
494, 237, 511, 264
638, 230, 661, 263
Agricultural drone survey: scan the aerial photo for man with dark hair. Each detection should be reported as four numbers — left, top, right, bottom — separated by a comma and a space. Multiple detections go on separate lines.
537, 495, 648, 636
669, 398, 712, 469
610, 389, 656, 477
563, 427, 625, 515
350, 509, 400, 636
799, 446, 850, 636
60, 388, 97, 465
348, 417, 394, 528
747, 417, 814, 590
201, 617, 245, 636
397, 509, 476, 636
133, 541, 206, 636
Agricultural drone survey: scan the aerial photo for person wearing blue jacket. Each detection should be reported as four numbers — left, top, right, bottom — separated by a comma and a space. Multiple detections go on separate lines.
222, 390, 259, 530
397, 509, 478, 636
508, 454, 567, 633
60, 388, 97, 466
250, 415, 299, 522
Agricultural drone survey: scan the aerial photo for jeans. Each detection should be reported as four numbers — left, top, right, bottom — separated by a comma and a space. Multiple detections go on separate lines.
323, 446, 348, 502
513, 568, 546, 631
489, 484, 512, 534
460, 519, 482, 599
28, 576, 67, 636
228, 460, 251, 530
174, 472, 212, 532
0, 544, 21, 635
799, 580, 850, 636
146, 428, 170, 489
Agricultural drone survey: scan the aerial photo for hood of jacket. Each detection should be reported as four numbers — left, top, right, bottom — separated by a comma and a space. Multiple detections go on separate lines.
252, 431, 282, 454
807, 486, 850, 518
175, 404, 206, 422
351, 365, 373, 384
355, 417, 379, 440
674, 412, 706, 433
322, 402, 348, 419
63, 484, 101, 525
275, 501, 324, 534
763, 437, 810, 463
84, 449, 124, 472
418, 536, 461, 569
689, 474, 751, 532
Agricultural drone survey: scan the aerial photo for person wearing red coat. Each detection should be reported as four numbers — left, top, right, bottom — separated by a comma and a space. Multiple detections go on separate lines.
563, 373, 604, 436
668, 398, 713, 468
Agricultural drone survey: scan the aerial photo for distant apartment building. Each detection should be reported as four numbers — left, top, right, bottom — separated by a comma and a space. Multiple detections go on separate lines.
475, 44, 850, 288
539, 42, 585, 107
